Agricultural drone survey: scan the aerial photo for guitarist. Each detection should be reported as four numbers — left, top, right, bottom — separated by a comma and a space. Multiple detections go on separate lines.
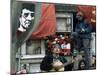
40, 47, 74, 72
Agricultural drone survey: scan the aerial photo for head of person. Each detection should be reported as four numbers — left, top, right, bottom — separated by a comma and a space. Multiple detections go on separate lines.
76, 11, 84, 21
18, 3, 35, 32
52, 47, 60, 54
22, 64, 27, 69
78, 60, 86, 70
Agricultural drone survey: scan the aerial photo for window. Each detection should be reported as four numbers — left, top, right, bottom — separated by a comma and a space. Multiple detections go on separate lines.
17, 39, 45, 57
26, 39, 45, 55
56, 12, 73, 32
26, 40, 41, 55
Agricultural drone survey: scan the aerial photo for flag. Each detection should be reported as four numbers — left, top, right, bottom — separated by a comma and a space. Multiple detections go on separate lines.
31, 4, 56, 39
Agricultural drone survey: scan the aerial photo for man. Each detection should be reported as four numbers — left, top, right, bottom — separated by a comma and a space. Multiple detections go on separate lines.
40, 47, 67, 72
18, 3, 35, 32
71, 11, 92, 70
40, 47, 74, 72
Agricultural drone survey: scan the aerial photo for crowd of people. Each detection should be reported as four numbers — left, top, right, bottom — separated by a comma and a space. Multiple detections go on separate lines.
40, 11, 96, 72
45, 34, 72, 56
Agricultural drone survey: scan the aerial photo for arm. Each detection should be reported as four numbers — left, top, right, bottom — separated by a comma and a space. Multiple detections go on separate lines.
75, 25, 81, 33
84, 23, 92, 34
40, 55, 53, 71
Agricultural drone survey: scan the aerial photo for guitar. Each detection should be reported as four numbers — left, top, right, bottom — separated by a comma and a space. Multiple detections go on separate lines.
50, 55, 82, 72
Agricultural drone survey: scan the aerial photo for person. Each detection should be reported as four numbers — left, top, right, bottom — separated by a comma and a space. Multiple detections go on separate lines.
40, 47, 74, 72
61, 41, 71, 56
18, 3, 35, 33
71, 11, 92, 70
78, 60, 86, 70
16, 64, 27, 74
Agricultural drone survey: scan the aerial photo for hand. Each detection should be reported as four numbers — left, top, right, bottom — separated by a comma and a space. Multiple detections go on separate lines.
81, 28, 85, 32
52, 60, 63, 70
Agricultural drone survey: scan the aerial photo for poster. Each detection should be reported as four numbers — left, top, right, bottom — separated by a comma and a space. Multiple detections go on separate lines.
0, 0, 98, 75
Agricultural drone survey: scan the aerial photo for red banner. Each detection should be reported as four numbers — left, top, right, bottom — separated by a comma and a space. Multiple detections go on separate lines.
31, 4, 56, 39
